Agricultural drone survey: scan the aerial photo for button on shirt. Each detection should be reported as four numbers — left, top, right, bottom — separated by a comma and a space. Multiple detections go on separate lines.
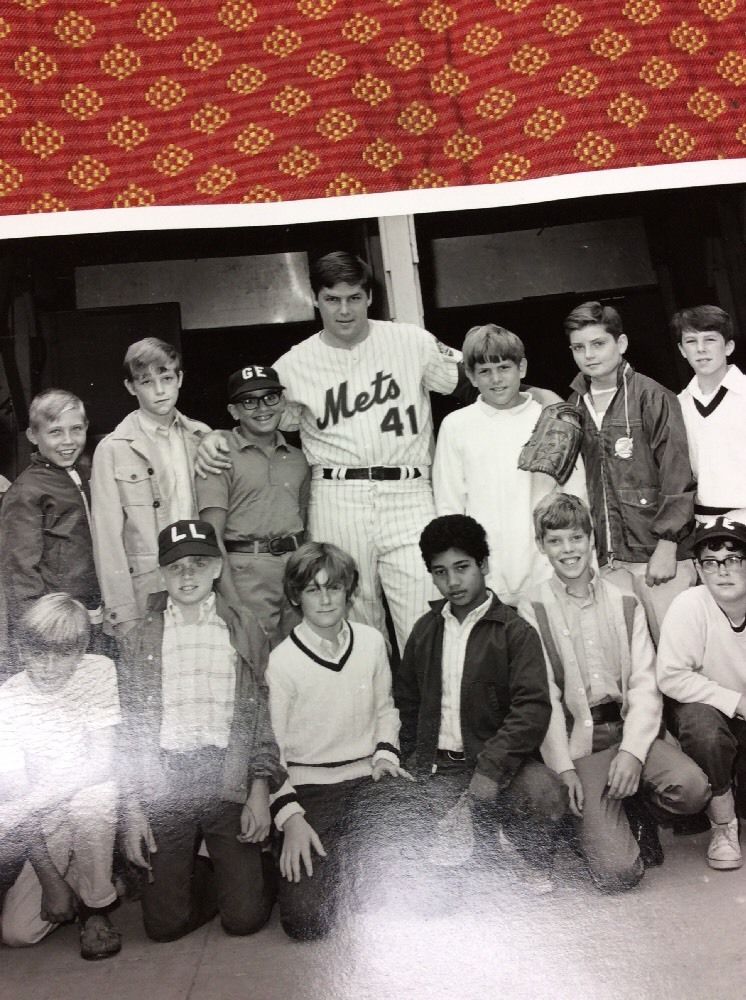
549, 575, 622, 708
137, 410, 195, 525
438, 591, 493, 751
195, 428, 309, 541
160, 592, 237, 751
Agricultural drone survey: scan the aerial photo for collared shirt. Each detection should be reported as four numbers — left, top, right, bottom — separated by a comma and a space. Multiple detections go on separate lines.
137, 410, 195, 525
294, 618, 351, 664
195, 427, 309, 540
160, 592, 237, 751
679, 364, 746, 511
438, 590, 493, 751
548, 575, 622, 708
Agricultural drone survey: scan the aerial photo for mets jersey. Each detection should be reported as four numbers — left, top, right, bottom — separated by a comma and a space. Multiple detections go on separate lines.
274, 320, 461, 468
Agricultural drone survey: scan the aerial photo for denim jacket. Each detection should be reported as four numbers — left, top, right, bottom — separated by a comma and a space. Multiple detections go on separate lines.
568, 363, 695, 566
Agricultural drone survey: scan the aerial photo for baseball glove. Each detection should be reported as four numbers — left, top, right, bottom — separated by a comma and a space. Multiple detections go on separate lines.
518, 402, 584, 485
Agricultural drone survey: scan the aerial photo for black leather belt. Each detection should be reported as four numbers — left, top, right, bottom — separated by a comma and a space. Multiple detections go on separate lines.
590, 701, 622, 725
321, 466, 422, 481
225, 531, 303, 556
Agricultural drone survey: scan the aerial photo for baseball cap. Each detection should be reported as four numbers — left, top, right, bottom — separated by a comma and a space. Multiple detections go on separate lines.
227, 365, 284, 402
158, 520, 221, 566
693, 516, 746, 554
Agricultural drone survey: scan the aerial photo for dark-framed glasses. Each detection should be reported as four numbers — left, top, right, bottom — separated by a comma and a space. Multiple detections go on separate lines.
698, 555, 745, 574
238, 391, 282, 411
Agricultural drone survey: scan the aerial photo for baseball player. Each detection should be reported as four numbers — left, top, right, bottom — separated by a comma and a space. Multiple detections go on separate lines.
197, 251, 461, 653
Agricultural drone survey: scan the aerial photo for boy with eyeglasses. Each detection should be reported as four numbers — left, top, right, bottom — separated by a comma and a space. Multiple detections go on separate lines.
197, 366, 310, 647
657, 517, 746, 870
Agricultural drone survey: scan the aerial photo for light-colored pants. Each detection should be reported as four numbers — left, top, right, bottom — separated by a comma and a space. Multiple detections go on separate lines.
601, 558, 696, 645
1, 780, 118, 947
308, 479, 437, 655
574, 726, 710, 891
228, 551, 300, 649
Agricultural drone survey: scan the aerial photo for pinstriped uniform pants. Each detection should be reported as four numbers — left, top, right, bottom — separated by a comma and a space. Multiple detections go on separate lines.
308, 479, 437, 654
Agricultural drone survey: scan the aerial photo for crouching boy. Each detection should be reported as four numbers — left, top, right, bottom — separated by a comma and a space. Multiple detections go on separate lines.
119, 519, 285, 942
395, 515, 568, 889
657, 517, 746, 871
0, 594, 121, 959
519, 494, 710, 891
266, 542, 407, 941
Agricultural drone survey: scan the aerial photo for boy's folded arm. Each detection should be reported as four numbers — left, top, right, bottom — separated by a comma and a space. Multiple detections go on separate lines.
393, 630, 422, 763
371, 634, 401, 765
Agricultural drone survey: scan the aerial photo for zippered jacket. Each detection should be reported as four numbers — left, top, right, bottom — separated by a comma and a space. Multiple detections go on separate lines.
568, 362, 695, 566
0, 453, 101, 623
118, 590, 286, 805
395, 595, 551, 790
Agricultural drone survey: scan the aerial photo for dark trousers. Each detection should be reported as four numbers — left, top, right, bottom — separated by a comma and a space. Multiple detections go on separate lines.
142, 756, 274, 943
278, 777, 391, 941
668, 701, 746, 803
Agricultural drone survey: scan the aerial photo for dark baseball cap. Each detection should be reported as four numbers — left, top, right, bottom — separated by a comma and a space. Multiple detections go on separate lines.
694, 516, 746, 554
158, 520, 221, 566
227, 365, 284, 402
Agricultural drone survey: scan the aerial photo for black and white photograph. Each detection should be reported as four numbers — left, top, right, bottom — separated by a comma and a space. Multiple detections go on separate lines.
1, 171, 746, 999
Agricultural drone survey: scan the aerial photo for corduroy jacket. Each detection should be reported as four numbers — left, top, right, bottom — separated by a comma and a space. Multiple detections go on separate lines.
395, 594, 551, 789
118, 590, 286, 806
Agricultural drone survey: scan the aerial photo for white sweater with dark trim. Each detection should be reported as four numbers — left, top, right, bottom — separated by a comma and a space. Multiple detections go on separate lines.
266, 620, 400, 830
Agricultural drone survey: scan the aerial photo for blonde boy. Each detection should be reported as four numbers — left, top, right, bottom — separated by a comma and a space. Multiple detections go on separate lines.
0, 390, 102, 653
91, 338, 210, 637
433, 324, 586, 606
0, 594, 121, 959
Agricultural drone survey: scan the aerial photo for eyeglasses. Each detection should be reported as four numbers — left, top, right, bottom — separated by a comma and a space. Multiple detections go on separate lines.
698, 555, 745, 574
237, 391, 282, 411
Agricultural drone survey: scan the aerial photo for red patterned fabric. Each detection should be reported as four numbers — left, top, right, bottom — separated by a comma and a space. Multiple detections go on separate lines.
0, 0, 743, 214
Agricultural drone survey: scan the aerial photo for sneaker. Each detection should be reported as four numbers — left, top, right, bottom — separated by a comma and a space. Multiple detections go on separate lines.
707, 819, 742, 870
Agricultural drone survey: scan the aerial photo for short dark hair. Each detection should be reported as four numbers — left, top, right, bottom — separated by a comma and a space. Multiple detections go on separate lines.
462, 324, 525, 370
533, 493, 592, 542
283, 541, 359, 605
671, 305, 734, 345
123, 337, 182, 382
564, 301, 624, 341
419, 515, 490, 570
310, 252, 373, 296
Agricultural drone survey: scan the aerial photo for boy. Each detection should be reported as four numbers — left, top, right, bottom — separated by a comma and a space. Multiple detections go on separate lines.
565, 301, 696, 643
433, 324, 586, 607
91, 338, 210, 639
266, 541, 406, 940
657, 517, 746, 871
673, 305, 746, 525
519, 494, 710, 891
119, 519, 285, 942
0, 390, 102, 652
395, 514, 567, 883
197, 365, 309, 647
0, 593, 121, 959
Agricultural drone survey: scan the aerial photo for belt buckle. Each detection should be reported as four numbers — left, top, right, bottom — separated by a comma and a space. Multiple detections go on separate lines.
267, 536, 285, 556
370, 466, 384, 481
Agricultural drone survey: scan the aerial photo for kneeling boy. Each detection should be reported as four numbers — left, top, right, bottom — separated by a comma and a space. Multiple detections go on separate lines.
119, 519, 285, 942
266, 542, 406, 940
395, 514, 568, 883
657, 517, 746, 871
519, 494, 710, 891
0, 594, 121, 959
